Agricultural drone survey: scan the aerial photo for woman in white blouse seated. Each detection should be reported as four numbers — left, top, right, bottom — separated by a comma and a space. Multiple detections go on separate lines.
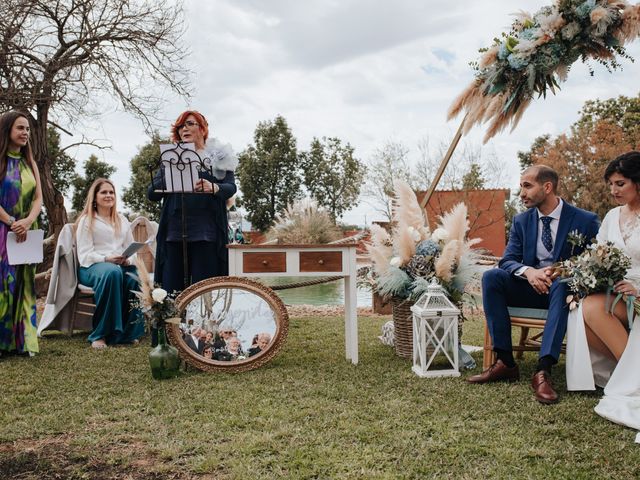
566, 151, 640, 435
76, 178, 144, 349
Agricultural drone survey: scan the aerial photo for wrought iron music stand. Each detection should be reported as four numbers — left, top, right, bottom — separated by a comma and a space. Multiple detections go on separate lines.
149, 142, 219, 290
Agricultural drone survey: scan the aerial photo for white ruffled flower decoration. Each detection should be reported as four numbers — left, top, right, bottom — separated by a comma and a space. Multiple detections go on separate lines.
152, 288, 168, 303
407, 226, 421, 242
431, 228, 450, 243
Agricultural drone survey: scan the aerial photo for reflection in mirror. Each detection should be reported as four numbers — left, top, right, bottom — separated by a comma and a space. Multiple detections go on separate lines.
169, 277, 289, 373
181, 288, 276, 362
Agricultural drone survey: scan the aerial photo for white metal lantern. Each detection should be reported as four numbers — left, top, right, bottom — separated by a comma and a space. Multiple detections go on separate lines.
410, 279, 460, 378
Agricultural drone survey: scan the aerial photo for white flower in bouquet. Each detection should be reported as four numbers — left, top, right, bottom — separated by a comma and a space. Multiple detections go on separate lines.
407, 226, 421, 242
553, 241, 632, 311
152, 288, 168, 303
431, 228, 449, 243
390, 256, 401, 268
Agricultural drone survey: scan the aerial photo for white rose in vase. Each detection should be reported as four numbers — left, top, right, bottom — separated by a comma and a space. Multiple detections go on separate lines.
152, 288, 168, 303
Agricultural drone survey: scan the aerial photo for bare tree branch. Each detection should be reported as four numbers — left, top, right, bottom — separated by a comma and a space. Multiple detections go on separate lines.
0, 0, 191, 239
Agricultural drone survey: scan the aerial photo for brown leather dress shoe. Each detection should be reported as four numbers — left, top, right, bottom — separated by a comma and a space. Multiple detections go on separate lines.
466, 359, 520, 384
531, 370, 559, 404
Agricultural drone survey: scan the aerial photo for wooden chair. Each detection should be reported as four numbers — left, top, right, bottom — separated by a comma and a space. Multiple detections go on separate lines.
481, 307, 569, 369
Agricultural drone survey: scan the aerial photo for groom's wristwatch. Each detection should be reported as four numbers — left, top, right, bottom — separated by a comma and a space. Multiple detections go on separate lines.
6, 216, 15, 226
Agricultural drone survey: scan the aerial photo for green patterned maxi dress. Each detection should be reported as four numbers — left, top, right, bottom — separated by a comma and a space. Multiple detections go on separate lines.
0, 151, 39, 354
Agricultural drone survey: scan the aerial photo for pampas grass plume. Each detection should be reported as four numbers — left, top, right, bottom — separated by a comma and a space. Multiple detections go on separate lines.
370, 223, 391, 247
439, 203, 468, 246
395, 225, 416, 265
393, 179, 429, 239
452, 239, 483, 292
134, 256, 153, 310
435, 240, 459, 282
368, 224, 393, 275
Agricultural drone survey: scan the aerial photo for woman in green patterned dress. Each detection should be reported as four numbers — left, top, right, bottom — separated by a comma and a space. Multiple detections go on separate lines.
0, 111, 43, 357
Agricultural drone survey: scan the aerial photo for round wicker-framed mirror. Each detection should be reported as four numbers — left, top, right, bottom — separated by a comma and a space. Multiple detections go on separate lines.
168, 276, 289, 373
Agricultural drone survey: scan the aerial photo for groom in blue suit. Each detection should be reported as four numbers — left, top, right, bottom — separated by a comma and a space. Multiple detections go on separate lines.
468, 165, 600, 404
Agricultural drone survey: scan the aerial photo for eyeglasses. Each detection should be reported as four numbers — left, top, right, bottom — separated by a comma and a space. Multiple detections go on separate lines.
177, 120, 199, 130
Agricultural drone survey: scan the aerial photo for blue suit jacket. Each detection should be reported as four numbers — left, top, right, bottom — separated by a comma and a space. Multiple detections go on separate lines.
499, 201, 600, 274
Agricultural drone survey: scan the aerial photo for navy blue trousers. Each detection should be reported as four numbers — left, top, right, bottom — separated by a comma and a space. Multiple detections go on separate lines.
482, 268, 568, 361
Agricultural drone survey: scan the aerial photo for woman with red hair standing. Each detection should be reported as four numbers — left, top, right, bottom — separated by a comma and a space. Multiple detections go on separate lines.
148, 110, 237, 298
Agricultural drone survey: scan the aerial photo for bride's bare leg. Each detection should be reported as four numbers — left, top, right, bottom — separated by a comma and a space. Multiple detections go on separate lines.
582, 293, 630, 361
584, 323, 615, 361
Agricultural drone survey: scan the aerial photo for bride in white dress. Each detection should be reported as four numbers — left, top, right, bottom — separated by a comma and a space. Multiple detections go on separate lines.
566, 151, 640, 437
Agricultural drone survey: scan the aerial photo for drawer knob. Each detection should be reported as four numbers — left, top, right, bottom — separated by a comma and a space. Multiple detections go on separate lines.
262, 260, 269, 265
318, 259, 325, 265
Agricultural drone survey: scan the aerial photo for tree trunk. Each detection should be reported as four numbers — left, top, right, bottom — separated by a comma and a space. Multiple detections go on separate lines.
30, 107, 68, 295
31, 107, 69, 237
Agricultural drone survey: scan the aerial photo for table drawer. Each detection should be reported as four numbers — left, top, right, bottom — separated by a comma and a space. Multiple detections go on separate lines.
299, 251, 342, 272
242, 252, 286, 273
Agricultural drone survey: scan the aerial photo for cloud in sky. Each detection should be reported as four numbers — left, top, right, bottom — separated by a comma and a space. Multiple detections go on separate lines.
66, 0, 640, 226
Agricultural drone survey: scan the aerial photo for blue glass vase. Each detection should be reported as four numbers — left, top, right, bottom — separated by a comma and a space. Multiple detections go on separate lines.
148, 326, 180, 380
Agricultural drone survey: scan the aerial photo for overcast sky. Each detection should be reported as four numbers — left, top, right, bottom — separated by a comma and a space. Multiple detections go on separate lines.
65, 0, 640, 226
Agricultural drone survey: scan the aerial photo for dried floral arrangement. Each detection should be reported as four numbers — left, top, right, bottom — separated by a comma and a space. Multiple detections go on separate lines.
367, 180, 482, 307
449, 0, 640, 142
266, 198, 341, 244
130, 257, 180, 330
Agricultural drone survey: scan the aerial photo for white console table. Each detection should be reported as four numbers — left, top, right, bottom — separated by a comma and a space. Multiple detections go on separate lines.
227, 243, 359, 364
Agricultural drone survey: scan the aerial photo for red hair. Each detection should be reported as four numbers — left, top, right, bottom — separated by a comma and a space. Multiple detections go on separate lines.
170, 110, 209, 143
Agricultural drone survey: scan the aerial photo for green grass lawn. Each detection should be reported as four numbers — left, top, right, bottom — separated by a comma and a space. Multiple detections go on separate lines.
2, 314, 640, 479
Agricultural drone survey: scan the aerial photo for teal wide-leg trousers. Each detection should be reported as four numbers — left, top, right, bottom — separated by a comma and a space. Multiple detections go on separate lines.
78, 263, 144, 344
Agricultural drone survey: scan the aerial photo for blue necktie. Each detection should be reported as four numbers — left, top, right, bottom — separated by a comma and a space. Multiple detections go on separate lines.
540, 216, 553, 253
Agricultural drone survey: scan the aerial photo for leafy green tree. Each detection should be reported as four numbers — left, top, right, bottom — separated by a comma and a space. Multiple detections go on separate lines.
122, 133, 167, 221
461, 162, 485, 190
518, 93, 640, 219
71, 155, 116, 212
517, 134, 551, 170
573, 94, 640, 141
301, 137, 366, 221
237, 116, 303, 232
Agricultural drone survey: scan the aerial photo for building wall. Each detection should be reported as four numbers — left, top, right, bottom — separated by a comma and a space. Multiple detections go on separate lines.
417, 189, 509, 257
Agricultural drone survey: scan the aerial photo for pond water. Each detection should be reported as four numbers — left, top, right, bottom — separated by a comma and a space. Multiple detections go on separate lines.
259, 276, 372, 307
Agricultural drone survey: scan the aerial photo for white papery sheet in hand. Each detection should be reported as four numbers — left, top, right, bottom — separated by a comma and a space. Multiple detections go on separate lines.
7, 229, 44, 265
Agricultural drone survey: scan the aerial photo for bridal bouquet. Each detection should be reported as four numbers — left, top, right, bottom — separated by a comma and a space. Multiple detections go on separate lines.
367, 180, 482, 307
552, 241, 631, 310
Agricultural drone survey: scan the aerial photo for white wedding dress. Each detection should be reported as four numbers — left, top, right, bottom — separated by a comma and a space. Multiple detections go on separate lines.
566, 207, 640, 438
